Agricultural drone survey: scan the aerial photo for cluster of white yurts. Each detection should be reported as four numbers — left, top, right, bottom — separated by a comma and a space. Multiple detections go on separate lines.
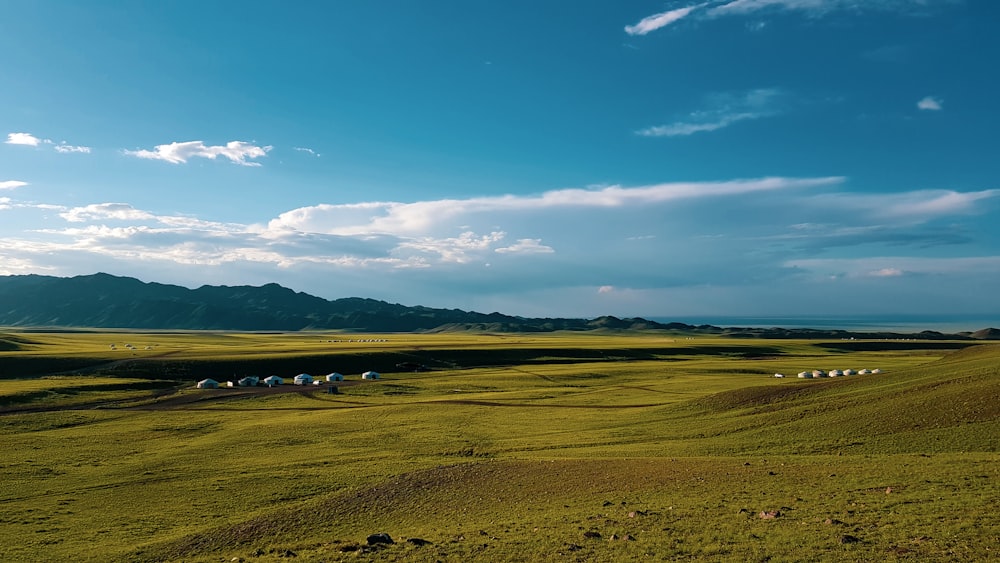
196, 371, 381, 389
772, 368, 882, 379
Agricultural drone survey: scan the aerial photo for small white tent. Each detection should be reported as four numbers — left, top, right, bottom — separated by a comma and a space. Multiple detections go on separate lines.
197, 378, 219, 389
326, 372, 344, 382
774, 373, 785, 378
264, 375, 283, 386
293, 373, 314, 385
871, 368, 882, 374
361, 370, 380, 380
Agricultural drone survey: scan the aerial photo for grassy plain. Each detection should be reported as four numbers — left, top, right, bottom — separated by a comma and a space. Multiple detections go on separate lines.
0, 330, 997, 561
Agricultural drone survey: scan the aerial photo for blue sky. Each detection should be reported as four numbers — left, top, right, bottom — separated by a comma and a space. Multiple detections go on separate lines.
2, 0, 999, 320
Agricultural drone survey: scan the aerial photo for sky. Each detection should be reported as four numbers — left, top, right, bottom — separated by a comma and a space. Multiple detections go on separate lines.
2, 0, 999, 321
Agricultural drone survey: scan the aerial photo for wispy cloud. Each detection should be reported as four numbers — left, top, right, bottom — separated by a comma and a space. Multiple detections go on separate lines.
125, 140, 272, 166
625, 3, 707, 35
6, 132, 43, 146
628, 0, 959, 36
707, 0, 951, 17
495, 239, 555, 255
917, 96, 943, 111
54, 143, 91, 154
5, 132, 92, 154
0, 180, 29, 191
294, 147, 321, 157
811, 189, 1000, 220
637, 88, 784, 137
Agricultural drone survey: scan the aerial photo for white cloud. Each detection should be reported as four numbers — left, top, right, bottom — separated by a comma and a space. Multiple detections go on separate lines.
267, 176, 842, 236
294, 147, 320, 157
637, 88, 784, 137
395, 231, 507, 263
6, 132, 43, 146
598, 285, 616, 294
0, 180, 29, 190
625, 4, 706, 35
6, 132, 92, 154
917, 96, 943, 111
125, 140, 272, 166
869, 267, 904, 277
59, 203, 156, 223
495, 238, 555, 255
54, 143, 92, 154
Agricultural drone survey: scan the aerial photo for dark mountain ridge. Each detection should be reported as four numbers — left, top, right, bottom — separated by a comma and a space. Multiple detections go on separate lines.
0, 273, 995, 338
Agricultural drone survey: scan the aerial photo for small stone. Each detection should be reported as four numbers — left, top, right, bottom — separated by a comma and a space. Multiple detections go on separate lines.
623, 534, 636, 541
367, 533, 394, 545
759, 510, 780, 519
406, 537, 431, 547
628, 511, 637, 518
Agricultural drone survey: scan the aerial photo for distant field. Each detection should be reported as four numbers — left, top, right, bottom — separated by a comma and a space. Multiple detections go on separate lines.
1, 331, 997, 561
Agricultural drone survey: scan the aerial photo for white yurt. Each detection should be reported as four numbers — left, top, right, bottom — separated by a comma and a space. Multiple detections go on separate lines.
844, 369, 856, 376
858, 369, 871, 375
829, 369, 844, 377
238, 376, 260, 387
774, 373, 785, 378
361, 370, 380, 380
197, 378, 219, 389
871, 368, 882, 374
293, 373, 314, 385
797, 371, 813, 379
263, 375, 283, 386
813, 370, 828, 378
326, 372, 344, 382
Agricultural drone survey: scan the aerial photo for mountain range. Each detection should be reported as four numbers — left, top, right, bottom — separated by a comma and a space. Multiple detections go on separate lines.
0, 273, 996, 339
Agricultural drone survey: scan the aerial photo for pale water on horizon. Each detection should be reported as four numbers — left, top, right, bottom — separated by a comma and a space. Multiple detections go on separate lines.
651, 316, 1000, 334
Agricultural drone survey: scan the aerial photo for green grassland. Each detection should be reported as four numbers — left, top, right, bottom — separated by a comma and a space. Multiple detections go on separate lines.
0, 331, 997, 561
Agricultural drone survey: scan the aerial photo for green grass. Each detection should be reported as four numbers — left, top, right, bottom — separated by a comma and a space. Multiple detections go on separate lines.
0, 332, 997, 561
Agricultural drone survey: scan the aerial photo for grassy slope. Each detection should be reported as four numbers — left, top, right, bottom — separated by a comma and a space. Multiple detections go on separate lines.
0, 334, 997, 561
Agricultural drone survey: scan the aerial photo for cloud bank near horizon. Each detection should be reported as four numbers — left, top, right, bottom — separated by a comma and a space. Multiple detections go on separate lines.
1, 175, 997, 316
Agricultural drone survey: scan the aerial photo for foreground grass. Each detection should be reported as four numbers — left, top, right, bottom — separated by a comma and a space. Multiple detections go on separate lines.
0, 332, 997, 561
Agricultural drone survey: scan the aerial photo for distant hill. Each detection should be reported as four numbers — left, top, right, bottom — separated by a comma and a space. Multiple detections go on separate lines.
970, 327, 1000, 340
0, 273, 986, 338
